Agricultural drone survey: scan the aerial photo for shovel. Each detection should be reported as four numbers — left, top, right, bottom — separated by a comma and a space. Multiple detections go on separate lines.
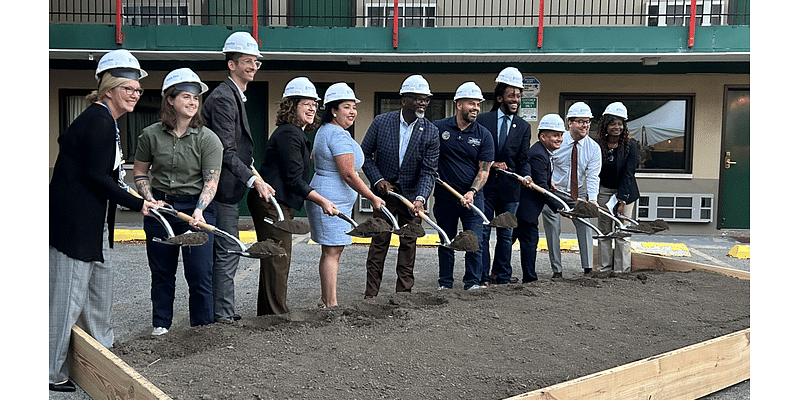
154, 205, 285, 258
377, 204, 426, 238
434, 177, 517, 229
127, 187, 208, 246
333, 210, 393, 238
549, 187, 653, 236
386, 190, 479, 252
250, 168, 311, 234
617, 214, 669, 234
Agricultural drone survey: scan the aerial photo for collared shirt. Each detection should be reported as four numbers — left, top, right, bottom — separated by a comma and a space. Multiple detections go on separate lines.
135, 122, 223, 196
228, 76, 247, 102
398, 112, 417, 168
433, 116, 494, 195
550, 131, 602, 201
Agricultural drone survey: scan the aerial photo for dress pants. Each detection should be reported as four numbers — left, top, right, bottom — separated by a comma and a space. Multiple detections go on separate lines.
49, 221, 113, 384
211, 200, 242, 319
364, 193, 421, 297
541, 198, 595, 273
516, 217, 541, 282
434, 195, 484, 289
597, 185, 633, 273
247, 190, 293, 315
143, 199, 215, 328
481, 198, 518, 284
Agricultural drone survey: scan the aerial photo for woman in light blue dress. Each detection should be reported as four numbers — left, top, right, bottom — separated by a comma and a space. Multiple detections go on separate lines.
306, 83, 384, 307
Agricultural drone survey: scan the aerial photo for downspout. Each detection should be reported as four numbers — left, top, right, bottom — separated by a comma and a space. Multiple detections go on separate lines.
688, 0, 697, 48
537, 0, 544, 48
115, 0, 124, 45
252, 0, 261, 45
393, 0, 399, 49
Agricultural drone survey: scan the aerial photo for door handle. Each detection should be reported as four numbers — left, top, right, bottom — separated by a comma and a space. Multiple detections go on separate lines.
724, 151, 737, 169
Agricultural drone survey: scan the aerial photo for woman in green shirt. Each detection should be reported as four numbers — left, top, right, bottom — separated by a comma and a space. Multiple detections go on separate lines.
133, 68, 223, 335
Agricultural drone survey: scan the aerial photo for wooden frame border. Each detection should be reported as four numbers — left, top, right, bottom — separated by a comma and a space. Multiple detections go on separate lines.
68, 252, 749, 400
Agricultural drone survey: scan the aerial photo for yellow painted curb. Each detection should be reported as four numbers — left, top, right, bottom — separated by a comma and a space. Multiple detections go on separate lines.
114, 229, 259, 243
314, 233, 441, 246
727, 244, 750, 259
631, 242, 691, 257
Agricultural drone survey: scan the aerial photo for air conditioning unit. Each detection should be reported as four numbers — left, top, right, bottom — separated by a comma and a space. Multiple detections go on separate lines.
646, 0, 725, 27
637, 193, 713, 223
358, 195, 374, 213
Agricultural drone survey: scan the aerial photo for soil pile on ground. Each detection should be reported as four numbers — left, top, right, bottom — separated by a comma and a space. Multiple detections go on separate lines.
165, 232, 208, 246
246, 238, 286, 256
348, 217, 392, 237
115, 270, 748, 400
490, 211, 518, 228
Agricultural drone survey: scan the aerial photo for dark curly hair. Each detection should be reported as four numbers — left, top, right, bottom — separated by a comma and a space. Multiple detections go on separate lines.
596, 114, 630, 159
275, 97, 320, 133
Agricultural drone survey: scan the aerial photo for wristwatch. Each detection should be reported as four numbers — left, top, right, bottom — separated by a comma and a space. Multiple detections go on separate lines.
468, 187, 478, 195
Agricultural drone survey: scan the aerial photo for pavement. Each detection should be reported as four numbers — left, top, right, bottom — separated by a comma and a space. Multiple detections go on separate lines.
49, 221, 750, 400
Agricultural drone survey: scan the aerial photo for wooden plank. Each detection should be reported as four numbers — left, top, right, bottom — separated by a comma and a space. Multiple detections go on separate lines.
70, 325, 171, 400
630, 252, 750, 280
506, 328, 750, 400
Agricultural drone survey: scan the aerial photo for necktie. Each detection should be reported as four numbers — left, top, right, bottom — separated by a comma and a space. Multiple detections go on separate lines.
570, 140, 579, 201
499, 115, 509, 150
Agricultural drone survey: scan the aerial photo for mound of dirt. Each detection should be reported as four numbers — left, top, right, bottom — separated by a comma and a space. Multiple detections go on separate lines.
114, 270, 749, 400
349, 217, 393, 237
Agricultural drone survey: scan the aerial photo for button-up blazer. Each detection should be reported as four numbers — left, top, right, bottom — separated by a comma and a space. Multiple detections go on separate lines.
517, 141, 563, 224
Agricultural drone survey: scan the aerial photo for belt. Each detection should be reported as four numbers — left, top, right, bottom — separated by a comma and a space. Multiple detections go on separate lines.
152, 189, 199, 203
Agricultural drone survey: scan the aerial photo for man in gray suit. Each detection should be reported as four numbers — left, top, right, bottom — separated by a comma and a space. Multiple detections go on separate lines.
361, 75, 440, 298
201, 31, 274, 323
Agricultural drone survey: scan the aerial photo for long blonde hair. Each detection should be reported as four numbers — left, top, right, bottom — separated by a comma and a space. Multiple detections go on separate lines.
86, 73, 132, 104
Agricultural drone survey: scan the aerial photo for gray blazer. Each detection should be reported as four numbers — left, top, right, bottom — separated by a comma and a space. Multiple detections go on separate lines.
201, 78, 255, 204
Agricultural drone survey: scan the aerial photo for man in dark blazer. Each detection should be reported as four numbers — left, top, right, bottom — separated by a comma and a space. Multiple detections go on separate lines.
515, 114, 566, 281
361, 74, 440, 298
476, 67, 531, 286
201, 31, 275, 323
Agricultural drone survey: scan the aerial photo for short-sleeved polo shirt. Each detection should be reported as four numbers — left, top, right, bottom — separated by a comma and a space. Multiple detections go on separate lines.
432, 116, 494, 196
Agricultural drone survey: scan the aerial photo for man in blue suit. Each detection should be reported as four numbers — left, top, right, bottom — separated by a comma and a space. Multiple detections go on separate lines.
476, 67, 531, 286
515, 114, 566, 281
361, 75, 440, 298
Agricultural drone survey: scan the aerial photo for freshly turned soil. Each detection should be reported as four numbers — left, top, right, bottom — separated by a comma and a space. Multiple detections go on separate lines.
271, 219, 310, 234
246, 238, 286, 256
348, 217, 393, 237
489, 211, 518, 228
446, 230, 480, 251
572, 201, 599, 218
115, 270, 749, 400
395, 222, 426, 238
165, 232, 209, 246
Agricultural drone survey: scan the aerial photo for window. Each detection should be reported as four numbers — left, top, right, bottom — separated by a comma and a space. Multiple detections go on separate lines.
366, 3, 436, 27
647, 0, 725, 27
123, 4, 189, 26
375, 92, 493, 122
561, 94, 694, 173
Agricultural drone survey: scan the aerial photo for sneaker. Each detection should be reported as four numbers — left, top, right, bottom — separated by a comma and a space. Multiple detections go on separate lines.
437, 285, 450, 290
465, 284, 485, 291
151, 327, 168, 336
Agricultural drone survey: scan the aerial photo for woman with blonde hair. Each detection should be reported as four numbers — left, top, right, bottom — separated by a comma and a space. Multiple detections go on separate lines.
49, 49, 158, 392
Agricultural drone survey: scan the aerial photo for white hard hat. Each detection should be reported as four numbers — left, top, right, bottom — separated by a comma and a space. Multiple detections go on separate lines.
538, 114, 565, 132
161, 68, 209, 97
453, 82, 484, 101
283, 77, 320, 100
603, 102, 628, 120
566, 102, 593, 119
95, 49, 148, 82
495, 67, 524, 89
222, 31, 261, 58
323, 82, 360, 105
399, 74, 432, 96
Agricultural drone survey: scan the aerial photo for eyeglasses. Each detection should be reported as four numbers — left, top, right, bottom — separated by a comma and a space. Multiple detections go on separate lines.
238, 58, 262, 69
405, 95, 432, 105
572, 119, 591, 126
119, 86, 144, 97
298, 101, 318, 110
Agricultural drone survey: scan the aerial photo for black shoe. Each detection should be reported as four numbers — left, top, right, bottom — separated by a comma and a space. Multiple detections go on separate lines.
50, 379, 76, 392
552, 272, 563, 279
584, 268, 593, 274
231, 313, 242, 321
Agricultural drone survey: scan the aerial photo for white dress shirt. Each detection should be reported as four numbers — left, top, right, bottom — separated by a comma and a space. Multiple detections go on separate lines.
550, 131, 602, 202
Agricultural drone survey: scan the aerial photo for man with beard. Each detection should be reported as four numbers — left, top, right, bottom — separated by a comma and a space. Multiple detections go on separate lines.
361, 75, 440, 298
476, 67, 531, 286
542, 102, 602, 276
432, 82, 494, 290
202, 31, 275, 323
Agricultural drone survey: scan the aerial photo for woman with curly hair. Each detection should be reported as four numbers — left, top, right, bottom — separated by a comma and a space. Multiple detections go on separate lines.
595, 102, 640, 273
247, 77, 337, 315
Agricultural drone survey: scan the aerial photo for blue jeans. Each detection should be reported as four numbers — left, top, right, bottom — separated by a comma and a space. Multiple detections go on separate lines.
144, 199, 216, 328
481, 199, 519, 284
433, 195, 484, 289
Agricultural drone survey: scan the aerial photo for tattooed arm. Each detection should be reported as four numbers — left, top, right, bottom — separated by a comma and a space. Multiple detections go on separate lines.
132, 160, 155, 201
192, 169, 220, 223
461, 160, 492, 207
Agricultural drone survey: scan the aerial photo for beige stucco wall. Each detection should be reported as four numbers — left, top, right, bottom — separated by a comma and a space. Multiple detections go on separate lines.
49, 68, 748, 234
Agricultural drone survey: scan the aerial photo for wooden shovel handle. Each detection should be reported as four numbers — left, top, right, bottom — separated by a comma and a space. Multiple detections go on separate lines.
128, 187, 216, 232
386, 191, 430, 222
435, 178, 464, 200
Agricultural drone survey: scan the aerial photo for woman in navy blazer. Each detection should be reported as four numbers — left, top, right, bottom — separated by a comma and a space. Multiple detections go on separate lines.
247, 78, 337, 315
595, 102, 640, 273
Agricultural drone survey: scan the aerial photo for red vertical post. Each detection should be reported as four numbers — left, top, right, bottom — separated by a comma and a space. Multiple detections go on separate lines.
537, 0, 545, 48
393, 0, 399, 49
115, 0, 124, 45
688, 0, 697, 48
252, 0, 260, 46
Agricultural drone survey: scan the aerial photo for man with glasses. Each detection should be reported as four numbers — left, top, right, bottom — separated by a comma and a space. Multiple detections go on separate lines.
541, 102, 602, 277
360, 74, 440, 298
202, 31, 275, 323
